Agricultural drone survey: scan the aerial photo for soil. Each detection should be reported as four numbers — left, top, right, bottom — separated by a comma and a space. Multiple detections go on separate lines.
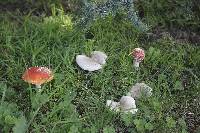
141, 26, 200, 45
0, 1, 34, 14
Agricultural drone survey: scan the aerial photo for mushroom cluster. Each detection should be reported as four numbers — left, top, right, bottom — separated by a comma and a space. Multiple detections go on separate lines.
106, 48, 150, 114
21, 47, 150, 116
106, 96, 138, 114
106, 83, 152, 114
106, 47, 154, 114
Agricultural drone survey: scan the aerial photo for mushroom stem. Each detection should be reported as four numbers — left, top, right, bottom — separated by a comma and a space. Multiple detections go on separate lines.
134, 60, 140, 69
35, 84, 41, 88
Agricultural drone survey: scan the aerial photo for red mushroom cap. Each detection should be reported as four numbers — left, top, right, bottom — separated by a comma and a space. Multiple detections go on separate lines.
132, 48, 145, 62
22, 67, 53, 86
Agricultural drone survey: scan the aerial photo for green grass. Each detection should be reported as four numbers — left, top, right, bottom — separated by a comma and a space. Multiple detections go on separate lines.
0, 9, 200, 133
136, 0, 200, 32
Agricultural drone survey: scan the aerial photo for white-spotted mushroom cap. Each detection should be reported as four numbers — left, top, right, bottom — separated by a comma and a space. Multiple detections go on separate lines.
132, 48, 145, 62
91, 51, 107, 65
119, 96, 138, 114
129, 83, 152, 99
22, 66, 53, 88
131, 48, 145, 68
106, 100, 120, 111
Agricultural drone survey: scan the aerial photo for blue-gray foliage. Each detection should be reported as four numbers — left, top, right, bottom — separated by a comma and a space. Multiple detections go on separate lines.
79, 0, 147, 31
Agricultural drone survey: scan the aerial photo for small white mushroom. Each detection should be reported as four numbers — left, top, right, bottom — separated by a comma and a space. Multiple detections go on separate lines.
106, 100, 120, 111
129, 83, 152, 99
120, 96, 138, 114
91, 51, 107, 65
76, 51, 107, 72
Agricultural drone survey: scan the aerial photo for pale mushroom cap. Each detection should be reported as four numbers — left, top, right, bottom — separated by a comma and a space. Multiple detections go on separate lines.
22, 67, 53, 85
129, 83, 152, 99
132, 48, 145, 62
126, 108, 138, 114
91, 51, 107, 65
76, 55, 102, 71
120, 96, 137, 111
106, 100, 120, 111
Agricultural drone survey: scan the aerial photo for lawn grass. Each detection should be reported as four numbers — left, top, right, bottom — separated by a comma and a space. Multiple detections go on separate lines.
0, 5, 200, 133
136, 0, 200, 32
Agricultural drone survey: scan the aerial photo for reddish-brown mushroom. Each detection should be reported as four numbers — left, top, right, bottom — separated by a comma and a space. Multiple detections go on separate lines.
22, 67, 53, 88
131, 48, 145, 68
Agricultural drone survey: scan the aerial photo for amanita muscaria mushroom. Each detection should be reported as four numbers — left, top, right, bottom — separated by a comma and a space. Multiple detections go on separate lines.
131, 48, 145, 68
22, 67, 53, 88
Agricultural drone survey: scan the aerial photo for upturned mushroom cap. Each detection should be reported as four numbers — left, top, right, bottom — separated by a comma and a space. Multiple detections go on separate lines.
132, 48, 145, 62
76, 55, 102, 71
91, 51, 107, 65
22, 67, 53, 86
